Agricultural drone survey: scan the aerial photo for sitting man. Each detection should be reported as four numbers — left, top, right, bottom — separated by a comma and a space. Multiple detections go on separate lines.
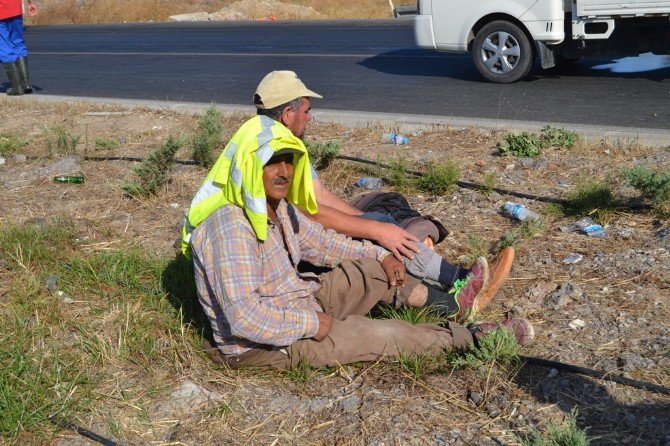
185, 115, 533, 368
249, 70, 513, 314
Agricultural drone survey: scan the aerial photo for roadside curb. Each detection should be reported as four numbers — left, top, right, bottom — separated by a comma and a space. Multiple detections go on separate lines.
20, 94, 670, 148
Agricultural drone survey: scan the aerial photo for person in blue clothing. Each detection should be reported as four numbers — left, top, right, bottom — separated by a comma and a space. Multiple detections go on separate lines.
1, 0, 37, 95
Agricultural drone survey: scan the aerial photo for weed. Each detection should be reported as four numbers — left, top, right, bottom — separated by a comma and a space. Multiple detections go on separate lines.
415, 160, 460, 195
482, 171, 497, 197
621, 165, 670, 217
94, 136, 121, 150
540, 125, 579, 149
496, 219, 543, 252
284, 357, 314, 382
377, 304, 444, 325
192, 104, 223, 168
447, 328, 521, 369
397, 351, 437, 380
563, 179, 617, 223
306, 140, 340, 170
458, 234, 487, 266
48, 126, 80, 156
123, 135, 182, 197
386, 156, 414, 191
0, 132, 28, 156
497, 231, 518, 250
497, 132, 542, 158
521, 408, 593, 446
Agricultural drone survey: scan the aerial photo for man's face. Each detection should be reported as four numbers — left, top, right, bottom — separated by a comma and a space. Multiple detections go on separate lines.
263, 153, 294, 204
282, 97, 312, 138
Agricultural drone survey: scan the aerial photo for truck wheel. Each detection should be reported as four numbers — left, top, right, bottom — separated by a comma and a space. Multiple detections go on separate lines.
473, 20, 534, 83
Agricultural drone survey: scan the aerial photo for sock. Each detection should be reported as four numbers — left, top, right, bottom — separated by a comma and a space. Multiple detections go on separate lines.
425, 286, 459, 316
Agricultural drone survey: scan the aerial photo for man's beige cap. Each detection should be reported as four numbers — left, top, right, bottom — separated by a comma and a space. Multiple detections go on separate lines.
254, 70, 323, 109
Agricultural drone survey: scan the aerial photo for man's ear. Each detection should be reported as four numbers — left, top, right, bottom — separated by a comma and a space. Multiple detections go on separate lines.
280, 105, 294, 126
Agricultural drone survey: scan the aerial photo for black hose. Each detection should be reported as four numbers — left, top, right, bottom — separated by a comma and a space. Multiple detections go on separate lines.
50, 417, 121, 446
520, 355, 670, 396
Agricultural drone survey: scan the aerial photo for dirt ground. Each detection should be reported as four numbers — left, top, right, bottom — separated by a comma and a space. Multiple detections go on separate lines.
1, 96, 669, 445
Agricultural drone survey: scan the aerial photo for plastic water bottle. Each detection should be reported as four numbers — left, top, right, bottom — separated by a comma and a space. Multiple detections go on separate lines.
504, 202, 541, 222
573, 217, 607, 238
356, 177, 384, 189
382, 132, 409, 145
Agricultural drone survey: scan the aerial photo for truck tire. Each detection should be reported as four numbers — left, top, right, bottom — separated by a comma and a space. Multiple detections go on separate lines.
473, 20, 534, 83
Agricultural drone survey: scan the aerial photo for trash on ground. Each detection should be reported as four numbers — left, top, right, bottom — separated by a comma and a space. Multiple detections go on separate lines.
561, 216, 607, 238
562, 253, 584, 264
355, 177, 384, 189
504, 202, 541, 222
54, 175, 85, 184
45, 273, 75, 303
382, 132, 409, 144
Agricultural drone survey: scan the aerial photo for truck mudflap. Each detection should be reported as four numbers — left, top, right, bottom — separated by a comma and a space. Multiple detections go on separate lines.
414, 14, 437, 49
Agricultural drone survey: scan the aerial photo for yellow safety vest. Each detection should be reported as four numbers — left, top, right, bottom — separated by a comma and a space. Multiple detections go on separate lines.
181, 115, 317, 257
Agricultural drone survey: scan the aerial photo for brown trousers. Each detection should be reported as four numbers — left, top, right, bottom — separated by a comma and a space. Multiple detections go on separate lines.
207, 258, 473, 369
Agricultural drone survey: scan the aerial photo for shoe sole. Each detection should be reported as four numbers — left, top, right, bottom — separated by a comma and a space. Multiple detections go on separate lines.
462, 257, 490, 324
477, 247, 514, 311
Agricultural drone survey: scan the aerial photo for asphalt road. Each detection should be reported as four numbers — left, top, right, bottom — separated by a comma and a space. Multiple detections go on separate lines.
18, 19, 670, 130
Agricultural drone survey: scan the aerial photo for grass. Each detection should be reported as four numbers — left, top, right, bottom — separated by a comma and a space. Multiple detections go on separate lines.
562, 178, 617, 224
447, 328, 521, 369
0, 219, 203, 444
0, 132, 28, 156
48, 126, 80, 156
458, 233, 487, 266
415, 160, 460, 195
377, 304, 445, 325
306, 140, 340, 171
94, 136, 121, 150
498, 125, 579, 158
482, 170, 497, 197
521, 408, 593, 446
621, 165, 670, 217
191, 104, 223, 168
123, 135, 183, 197
497, 219, 544, 251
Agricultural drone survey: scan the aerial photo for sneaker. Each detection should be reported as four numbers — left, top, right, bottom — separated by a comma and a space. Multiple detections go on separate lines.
470, 318, 534, 346
450, 256, 489, 323
477, 247, 515, 311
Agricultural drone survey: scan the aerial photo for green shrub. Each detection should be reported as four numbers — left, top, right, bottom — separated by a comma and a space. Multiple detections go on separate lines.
192, 105, 223, 168
123, 135, 182, 197
0, 132, 28, 156
497, 132, 542, 158
621, 166, 670, 216
377, 304, 444, 325
521, 408, 593, 446
416, 160, 460, 195
540, 125, 579, 149
482, 171, 497, 197
306, 140, 340, 170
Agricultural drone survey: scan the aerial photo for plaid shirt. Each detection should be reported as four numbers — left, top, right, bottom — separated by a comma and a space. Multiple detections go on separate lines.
191, 200, 388, 356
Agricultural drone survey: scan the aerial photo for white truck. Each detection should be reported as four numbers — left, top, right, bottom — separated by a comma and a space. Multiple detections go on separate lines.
413, 0, 670, 83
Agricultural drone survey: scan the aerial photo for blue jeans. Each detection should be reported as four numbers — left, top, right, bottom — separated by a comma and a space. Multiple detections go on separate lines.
360, 211, 398, 225
0, 15, 27, 63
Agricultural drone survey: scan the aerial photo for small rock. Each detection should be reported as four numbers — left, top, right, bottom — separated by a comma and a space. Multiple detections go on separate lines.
0, 157, 5, 165
468, 391, 483, 406
13, 153, 27, 163
508, 305, 525, 318
475, 160, 486, 167
547, 162, 559, 170
520, 157, 535, 168
170, 203, 179, 209
568, 319, 586, 330
505, 164, 516, 171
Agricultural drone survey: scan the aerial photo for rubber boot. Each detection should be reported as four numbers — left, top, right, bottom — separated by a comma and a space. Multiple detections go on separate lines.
2, 62, 23, 96
17, 57, 33, 94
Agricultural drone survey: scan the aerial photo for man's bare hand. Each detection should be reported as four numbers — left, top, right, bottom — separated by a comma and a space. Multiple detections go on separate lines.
375, 222, 420, 261
313, 312, 333, 341
381, 254, 407, 287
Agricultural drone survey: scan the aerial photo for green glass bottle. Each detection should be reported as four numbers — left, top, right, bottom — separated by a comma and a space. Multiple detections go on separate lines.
53, 175, 85, 184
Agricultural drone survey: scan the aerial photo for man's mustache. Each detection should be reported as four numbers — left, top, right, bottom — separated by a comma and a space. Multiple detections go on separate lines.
271, 177, 290, 185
